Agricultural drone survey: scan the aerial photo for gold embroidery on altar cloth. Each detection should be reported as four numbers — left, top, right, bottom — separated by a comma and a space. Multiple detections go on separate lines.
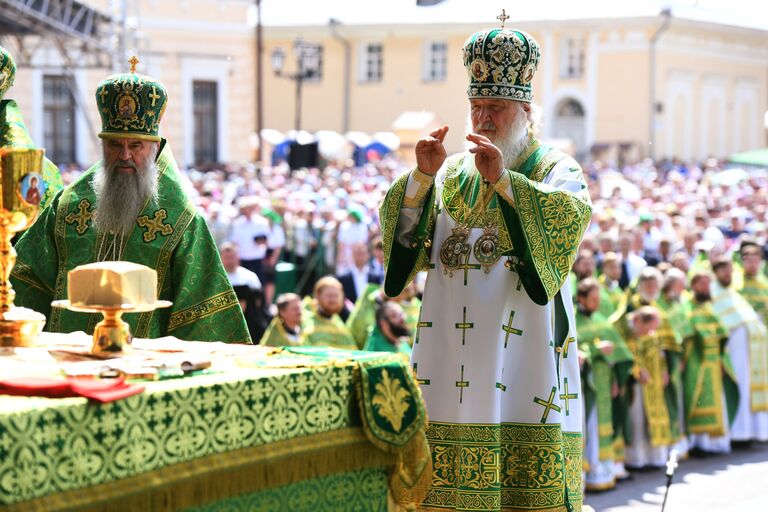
372, 369, 411, 433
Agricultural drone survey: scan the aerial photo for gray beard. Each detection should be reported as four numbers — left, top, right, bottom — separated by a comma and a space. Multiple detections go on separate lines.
92, 158, 158, 236
494, 118, 530, 169
466, 105, 530, 169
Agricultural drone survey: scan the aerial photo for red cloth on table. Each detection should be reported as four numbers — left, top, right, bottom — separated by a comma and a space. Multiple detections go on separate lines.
0, 377, 144, 403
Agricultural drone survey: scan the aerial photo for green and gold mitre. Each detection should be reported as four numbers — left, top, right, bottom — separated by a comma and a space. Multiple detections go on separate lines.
463, 27, 540, 102
0, 45, 16, 100
95, 56, 167, 141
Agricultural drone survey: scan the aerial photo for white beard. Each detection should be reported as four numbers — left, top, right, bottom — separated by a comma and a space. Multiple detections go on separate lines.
92, 153, 158, 236
466, 102, 530, 169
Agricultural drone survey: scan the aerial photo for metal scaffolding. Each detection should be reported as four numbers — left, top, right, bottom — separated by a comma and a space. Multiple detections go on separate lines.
0, 0, 113, 68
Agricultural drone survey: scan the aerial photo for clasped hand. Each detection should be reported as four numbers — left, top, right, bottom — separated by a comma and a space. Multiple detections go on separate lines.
415, 126, 504, 183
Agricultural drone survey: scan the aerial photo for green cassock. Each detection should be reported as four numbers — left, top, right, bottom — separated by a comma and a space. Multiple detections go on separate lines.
347, 283, 381, 349
1, 99, 64, 211
363, 325, 412, 358
9, 143, 251, 343
576, 309, 633, 463
683, 300, 739, 435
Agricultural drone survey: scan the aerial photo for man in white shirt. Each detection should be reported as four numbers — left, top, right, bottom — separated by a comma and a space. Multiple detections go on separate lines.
337, 243, 382, 310
228, 198, 270, 278
220, 242, 265, 341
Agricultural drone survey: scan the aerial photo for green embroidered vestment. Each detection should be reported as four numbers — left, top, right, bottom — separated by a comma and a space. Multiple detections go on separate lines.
10, 143, 250, 343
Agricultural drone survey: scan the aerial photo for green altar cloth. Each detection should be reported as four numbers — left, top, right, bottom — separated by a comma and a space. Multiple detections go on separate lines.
0, 336, 427, 511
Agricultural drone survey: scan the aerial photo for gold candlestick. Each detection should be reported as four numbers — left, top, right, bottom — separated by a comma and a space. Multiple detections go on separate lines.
0, 148, 46, 347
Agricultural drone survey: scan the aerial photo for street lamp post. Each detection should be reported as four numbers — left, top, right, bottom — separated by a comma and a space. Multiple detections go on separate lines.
272, 39, 321, 131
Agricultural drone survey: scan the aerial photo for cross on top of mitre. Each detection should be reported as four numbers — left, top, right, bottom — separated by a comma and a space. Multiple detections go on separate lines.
129, 56, 139, 73
497, 9, 510, 28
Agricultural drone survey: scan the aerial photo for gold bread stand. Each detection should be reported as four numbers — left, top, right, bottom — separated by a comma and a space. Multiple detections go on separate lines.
51, 300, 172, 354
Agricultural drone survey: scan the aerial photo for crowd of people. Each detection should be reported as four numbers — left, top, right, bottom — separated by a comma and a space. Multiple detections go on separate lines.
205, 152, 768, 495
7, 21, 768, 507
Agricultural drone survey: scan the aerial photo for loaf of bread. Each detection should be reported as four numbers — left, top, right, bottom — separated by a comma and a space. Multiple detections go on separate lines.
68, 262, 157, 307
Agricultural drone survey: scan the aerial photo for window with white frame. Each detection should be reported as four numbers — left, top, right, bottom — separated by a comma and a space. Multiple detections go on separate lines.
560, 36, 585, 79
361, 43, 383, 82
424, 40, 447, 82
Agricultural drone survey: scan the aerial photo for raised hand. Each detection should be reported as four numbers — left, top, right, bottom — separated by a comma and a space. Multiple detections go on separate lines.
467, 133, 503, 183
415, 126, 449, 176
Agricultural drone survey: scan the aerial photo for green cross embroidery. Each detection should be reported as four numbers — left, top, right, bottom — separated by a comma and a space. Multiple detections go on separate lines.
415, 320, 432, 345
455, 307, 474, 346
64, 199, 94, 235
455, 364, 469, 403
457, 256, 481, 286
496, 368, 506, 392
413, 362, 430, 386
556, 336, 576, 358
502, 310, 523, 348
137, 209, 174, 242
533, 386, 562, 423
559, 378, 578, 416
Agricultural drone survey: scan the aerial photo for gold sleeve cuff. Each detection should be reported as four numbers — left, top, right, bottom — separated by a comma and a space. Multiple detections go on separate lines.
493, 170, 515, 207
402, 168, 435, 208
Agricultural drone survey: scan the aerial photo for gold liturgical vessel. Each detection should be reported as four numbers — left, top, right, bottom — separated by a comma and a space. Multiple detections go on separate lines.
0, 148, 46, 347
52, 299, 172, 354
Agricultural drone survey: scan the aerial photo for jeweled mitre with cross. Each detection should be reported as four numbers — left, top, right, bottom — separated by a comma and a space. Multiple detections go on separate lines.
95, 57, 167, 142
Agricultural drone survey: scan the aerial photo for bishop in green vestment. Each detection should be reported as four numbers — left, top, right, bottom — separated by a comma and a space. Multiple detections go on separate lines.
10, 60, 250, 343
0, 46, 63, 211
380, 26, 591, 512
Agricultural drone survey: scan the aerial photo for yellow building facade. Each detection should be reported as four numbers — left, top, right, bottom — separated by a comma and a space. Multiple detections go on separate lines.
3, 1, 766, 166
264, 16, 767, 163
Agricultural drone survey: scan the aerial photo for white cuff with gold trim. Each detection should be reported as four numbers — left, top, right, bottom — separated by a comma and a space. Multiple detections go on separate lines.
402, 168, 435, 208
493, 171, 515, 207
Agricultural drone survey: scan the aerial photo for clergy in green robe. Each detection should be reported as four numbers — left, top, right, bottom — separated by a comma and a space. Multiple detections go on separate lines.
1, 45, 63, 211
610, 266, 683, 445
684, 272, 739, 453
260, 292, 302, 346
658, 267, 694, 456
362, 301, 412, 358
739, 241, 768, 327
349, 281, 422, 348
623, 306, 673, 468
300, 276, 356, 350
10, 61, 250, 343
575, 278, 633, 491
347, 282, 382, 348
597, 251, 624, 318
711, 256, 768, 441
380, 27, 591, 512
